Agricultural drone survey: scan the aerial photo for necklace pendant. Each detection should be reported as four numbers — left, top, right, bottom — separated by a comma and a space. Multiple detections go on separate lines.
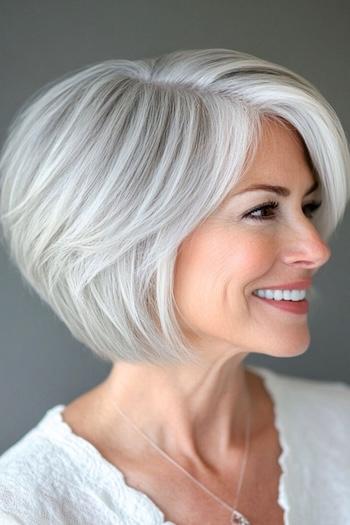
231, 509, 251, 525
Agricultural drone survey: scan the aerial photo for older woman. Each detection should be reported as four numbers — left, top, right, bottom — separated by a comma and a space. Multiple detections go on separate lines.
0, 48, 349, 525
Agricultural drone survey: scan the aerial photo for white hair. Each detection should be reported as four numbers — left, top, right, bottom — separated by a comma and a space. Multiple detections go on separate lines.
0, 48, 349, 366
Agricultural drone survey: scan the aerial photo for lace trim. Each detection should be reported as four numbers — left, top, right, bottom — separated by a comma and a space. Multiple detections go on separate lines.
40, 404, 173, 525
41, 364, 289, 525
246, 365, 289, 525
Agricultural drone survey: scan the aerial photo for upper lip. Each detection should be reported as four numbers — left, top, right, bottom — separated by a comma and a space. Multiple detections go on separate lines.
254, 279, 312, 291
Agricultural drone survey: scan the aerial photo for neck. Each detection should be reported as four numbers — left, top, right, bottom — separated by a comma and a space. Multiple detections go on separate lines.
101, 354, 264, 471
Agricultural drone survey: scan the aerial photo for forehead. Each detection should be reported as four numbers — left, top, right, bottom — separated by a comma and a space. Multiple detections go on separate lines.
237, 118, 317, 189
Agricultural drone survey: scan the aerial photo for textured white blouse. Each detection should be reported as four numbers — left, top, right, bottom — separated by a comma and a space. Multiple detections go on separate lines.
0, 365, 349, 525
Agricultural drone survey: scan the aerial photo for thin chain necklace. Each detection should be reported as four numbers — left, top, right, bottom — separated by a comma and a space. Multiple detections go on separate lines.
113, 384, 252, 525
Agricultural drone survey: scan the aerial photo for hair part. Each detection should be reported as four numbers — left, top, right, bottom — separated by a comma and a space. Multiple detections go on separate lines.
0, 48, 349, 366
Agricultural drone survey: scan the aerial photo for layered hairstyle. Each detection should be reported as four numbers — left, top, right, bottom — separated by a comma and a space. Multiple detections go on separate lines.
0, 49, 349, 366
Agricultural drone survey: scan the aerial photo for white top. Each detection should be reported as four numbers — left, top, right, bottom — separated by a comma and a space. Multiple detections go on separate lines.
0, 365, 349, 525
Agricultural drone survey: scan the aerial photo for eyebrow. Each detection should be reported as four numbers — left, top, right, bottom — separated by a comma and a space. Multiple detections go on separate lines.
233, 180, 319, 198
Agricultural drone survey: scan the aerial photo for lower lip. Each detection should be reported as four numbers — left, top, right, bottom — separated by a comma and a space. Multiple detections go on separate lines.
252, 294, 309, 314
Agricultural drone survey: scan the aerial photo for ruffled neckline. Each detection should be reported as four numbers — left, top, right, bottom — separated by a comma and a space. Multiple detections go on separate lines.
40, 364, 290, 524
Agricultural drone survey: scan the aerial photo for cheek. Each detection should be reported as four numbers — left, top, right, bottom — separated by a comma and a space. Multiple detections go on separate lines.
173, 229, 231, 330
224, 232, 277, 296
174, 231, 223, 303
231, 238, 275, 285
173, 227, 276, 332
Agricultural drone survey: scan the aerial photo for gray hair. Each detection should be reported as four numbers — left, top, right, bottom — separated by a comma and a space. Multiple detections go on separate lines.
0, 48, 349, 366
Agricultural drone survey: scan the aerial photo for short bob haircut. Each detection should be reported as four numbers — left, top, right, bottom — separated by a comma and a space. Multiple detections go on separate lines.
0, 48, 349, 366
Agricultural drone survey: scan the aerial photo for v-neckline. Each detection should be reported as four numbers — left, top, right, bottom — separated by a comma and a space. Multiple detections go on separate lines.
246, 365, 289, 524
45, 364, 289, 524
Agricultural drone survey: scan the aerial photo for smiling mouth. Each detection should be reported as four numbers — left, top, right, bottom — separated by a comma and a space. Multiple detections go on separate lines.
252, 293, 309, 314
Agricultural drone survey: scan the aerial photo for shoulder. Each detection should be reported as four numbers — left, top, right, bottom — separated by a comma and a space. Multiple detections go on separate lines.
250, 365, 350, 444
271, 367, 350, 411
0, 409, 58, 522
250, 366, 350, 521
0, 405, 139, 525
0, 405, 80, 523
283, 371, 350, 443
250, 364, 350, 407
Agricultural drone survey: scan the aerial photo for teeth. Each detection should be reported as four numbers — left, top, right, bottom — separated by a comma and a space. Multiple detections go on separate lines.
253, 289, 306, 301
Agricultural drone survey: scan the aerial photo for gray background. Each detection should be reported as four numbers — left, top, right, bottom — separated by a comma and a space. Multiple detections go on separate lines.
1, 0, 349, 455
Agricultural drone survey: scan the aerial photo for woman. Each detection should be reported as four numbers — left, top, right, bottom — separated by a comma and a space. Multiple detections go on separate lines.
0, 48, 349, 525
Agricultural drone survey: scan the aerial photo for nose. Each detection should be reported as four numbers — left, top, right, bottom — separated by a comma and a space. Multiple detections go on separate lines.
281, 217, 332, 270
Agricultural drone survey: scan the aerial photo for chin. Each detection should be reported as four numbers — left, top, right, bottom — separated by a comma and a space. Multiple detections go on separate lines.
272, 341, 311, 358
258, 334, 312, 358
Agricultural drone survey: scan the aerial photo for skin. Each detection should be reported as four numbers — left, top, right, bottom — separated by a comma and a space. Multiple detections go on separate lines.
62, 118, 331, 523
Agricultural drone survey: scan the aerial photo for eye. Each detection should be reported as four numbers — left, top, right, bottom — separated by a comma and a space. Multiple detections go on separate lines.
303, 200, 322, 218
242, 200, 279, 221
243, 200, 322, 222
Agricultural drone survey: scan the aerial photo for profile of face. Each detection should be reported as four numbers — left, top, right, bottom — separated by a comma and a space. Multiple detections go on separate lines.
173, 118, 331, 361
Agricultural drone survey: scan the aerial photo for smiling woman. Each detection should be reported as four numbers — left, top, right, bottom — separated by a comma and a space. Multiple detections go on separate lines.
0, 49, 350, 525
174, 117, 332, 364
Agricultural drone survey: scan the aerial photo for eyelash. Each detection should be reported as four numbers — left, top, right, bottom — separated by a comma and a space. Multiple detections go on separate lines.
243, 200, 322, 221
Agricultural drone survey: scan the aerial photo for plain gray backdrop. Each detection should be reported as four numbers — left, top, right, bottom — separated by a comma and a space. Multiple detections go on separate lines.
1, 0, 349, 455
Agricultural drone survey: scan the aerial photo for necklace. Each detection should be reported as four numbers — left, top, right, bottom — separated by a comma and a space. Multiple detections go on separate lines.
113, 382, 252, 525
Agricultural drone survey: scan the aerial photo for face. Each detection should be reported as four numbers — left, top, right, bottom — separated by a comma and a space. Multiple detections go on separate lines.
173, 118, 331, 361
